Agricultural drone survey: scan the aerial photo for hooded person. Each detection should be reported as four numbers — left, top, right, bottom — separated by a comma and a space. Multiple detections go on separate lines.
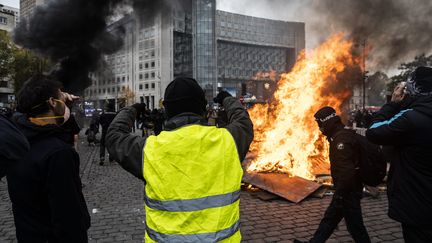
367, 66, 432, 242
295, 107, 371, 243
105, 77, 254, 242
7, 75, 90, 243
0, 114, 29, 179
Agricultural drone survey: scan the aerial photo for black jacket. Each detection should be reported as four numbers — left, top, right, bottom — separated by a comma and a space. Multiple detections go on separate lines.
98, 111, 116, 132
7, 115, 90, 242
105, 96, 254, 181
328, 126, 363, 194
366, 96, 432, 227
0, 114, 29, 178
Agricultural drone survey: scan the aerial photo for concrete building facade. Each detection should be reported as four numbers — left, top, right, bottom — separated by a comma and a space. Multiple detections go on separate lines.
20, 0, 45, 21
0, 8, 16, 107
0, 7, 16, 32
85, 0, 305, 110
0, 4, 19, 25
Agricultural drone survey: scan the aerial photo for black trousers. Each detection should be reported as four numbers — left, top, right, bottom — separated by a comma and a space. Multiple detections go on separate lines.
402, 224, 432, 243
99, 130, 106, 160
311, 191, 371, 243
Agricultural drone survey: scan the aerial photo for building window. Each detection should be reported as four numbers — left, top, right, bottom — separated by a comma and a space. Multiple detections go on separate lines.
145, 83, 149, 89
139, 84, 143, 90
151, 72, 155, 78
0, 17, 7, 25
139, 74, 143, 80
151, 61, 155, 68
139, 63, 143, 70
122, 76, 125, 82
151, 83, 155, 89
151, 50, 155, 57
145, 73, 149, 79
145, 63, 149, 69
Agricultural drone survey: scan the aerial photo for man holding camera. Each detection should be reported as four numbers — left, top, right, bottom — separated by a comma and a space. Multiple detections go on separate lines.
366, 66, 432, 242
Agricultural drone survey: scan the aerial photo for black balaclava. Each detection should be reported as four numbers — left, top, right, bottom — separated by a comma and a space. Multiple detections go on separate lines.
402, 66, 432, 109
163, 77, 207, 119
314, 106, 344, 137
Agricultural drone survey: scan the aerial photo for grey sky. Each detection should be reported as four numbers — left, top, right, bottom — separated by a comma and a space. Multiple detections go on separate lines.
0, 0, 19, 8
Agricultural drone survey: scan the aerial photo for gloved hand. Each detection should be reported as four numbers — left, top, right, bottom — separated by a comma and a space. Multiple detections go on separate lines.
132, 103, 147, 117
213, 91, 232, 104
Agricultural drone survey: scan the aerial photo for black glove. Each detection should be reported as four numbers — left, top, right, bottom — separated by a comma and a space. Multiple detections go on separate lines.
132, 103, 147, 117
213, 91, 232, 104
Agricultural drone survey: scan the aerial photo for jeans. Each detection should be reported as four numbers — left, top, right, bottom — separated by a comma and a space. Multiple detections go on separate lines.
311, 191, 371, 243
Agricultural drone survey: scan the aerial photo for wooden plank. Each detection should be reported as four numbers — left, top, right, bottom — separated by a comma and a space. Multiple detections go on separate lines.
243, 172, 322, 203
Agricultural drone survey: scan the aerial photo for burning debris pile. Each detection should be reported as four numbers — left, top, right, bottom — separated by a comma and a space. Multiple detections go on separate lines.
247, 33, 363, 180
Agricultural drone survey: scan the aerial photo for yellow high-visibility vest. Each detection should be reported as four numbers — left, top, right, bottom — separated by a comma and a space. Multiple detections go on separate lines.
143, 124, 243, 242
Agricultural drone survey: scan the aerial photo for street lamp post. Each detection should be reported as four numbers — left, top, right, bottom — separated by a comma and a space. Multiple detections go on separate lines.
362, 39, 367, 110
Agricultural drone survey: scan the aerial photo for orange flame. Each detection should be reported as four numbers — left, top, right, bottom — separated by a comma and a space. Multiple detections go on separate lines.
247, 33, 362, 180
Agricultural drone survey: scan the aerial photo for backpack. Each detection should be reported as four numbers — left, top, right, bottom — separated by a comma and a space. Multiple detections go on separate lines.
354, 133, 387, 186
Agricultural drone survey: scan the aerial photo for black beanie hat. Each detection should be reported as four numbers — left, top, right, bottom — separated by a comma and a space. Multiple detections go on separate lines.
163, 77, 207, 119
314, 106, 339, 127
406, 66, 432, 96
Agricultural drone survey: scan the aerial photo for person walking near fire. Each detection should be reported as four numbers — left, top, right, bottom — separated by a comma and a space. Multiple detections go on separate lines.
295, 107, 371, 243
106, 77, 254, 242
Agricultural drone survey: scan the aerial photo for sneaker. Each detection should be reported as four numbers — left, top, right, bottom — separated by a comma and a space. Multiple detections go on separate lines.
99, 158, 105, 166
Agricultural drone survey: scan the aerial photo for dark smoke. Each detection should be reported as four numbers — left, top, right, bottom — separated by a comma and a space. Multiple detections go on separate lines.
14, 0, 169, 93
310, 0, 432, 70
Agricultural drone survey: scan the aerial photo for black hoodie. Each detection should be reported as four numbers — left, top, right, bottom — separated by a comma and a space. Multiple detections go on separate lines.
366, 96, 432, 227
0, 114, 29, 178
6, 115, 90, 242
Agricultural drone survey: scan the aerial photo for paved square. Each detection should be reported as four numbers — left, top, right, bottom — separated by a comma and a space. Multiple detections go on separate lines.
0, 138, 403, 242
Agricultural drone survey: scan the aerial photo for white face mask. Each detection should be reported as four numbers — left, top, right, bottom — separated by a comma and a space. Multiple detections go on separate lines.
63, 105, 70, 124
53, 99, 70, 125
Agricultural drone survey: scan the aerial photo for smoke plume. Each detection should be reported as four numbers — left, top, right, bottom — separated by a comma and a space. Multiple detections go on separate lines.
14, 0, 169, 93
309, 0, 432, 70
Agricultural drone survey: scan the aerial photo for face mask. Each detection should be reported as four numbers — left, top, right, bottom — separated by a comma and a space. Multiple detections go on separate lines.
32, 99, 70, 125
63, 105, 71, 124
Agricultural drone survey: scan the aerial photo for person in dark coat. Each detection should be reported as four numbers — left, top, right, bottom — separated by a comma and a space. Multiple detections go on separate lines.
0, 114, 29, 179
98, 102, 116, 165
366, 66, 432, 242
7, 75, 90, 243
295, 107, 370, 243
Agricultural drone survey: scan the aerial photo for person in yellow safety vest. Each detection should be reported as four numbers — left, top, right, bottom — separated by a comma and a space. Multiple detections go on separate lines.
106, 77, 254, 242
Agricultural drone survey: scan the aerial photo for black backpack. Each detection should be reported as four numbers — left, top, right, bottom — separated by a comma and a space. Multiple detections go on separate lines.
354, 133, 387, 186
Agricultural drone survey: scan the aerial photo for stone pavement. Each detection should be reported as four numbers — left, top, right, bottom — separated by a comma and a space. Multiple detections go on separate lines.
0, 136, 403, 242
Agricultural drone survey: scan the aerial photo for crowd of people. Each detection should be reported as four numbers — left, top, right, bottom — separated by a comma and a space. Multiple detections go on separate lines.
349, 109, 374, 128
0, 67, 432, 242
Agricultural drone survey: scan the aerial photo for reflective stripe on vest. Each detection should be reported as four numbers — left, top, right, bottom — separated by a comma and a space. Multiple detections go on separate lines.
146, 220, 240, 243
143, 125, 243, 242
144, 189, 241, 212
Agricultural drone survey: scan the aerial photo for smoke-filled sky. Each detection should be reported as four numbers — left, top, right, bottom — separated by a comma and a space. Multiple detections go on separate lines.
6, 0, 432, 80
218, 0, 432, 73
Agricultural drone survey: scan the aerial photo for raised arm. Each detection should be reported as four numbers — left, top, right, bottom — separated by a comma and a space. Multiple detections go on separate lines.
106, 106, 146, 181
221, 96, 254, 162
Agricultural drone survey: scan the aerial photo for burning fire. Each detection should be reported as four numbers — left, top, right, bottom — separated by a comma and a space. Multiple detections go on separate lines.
247, 33, 362, 180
